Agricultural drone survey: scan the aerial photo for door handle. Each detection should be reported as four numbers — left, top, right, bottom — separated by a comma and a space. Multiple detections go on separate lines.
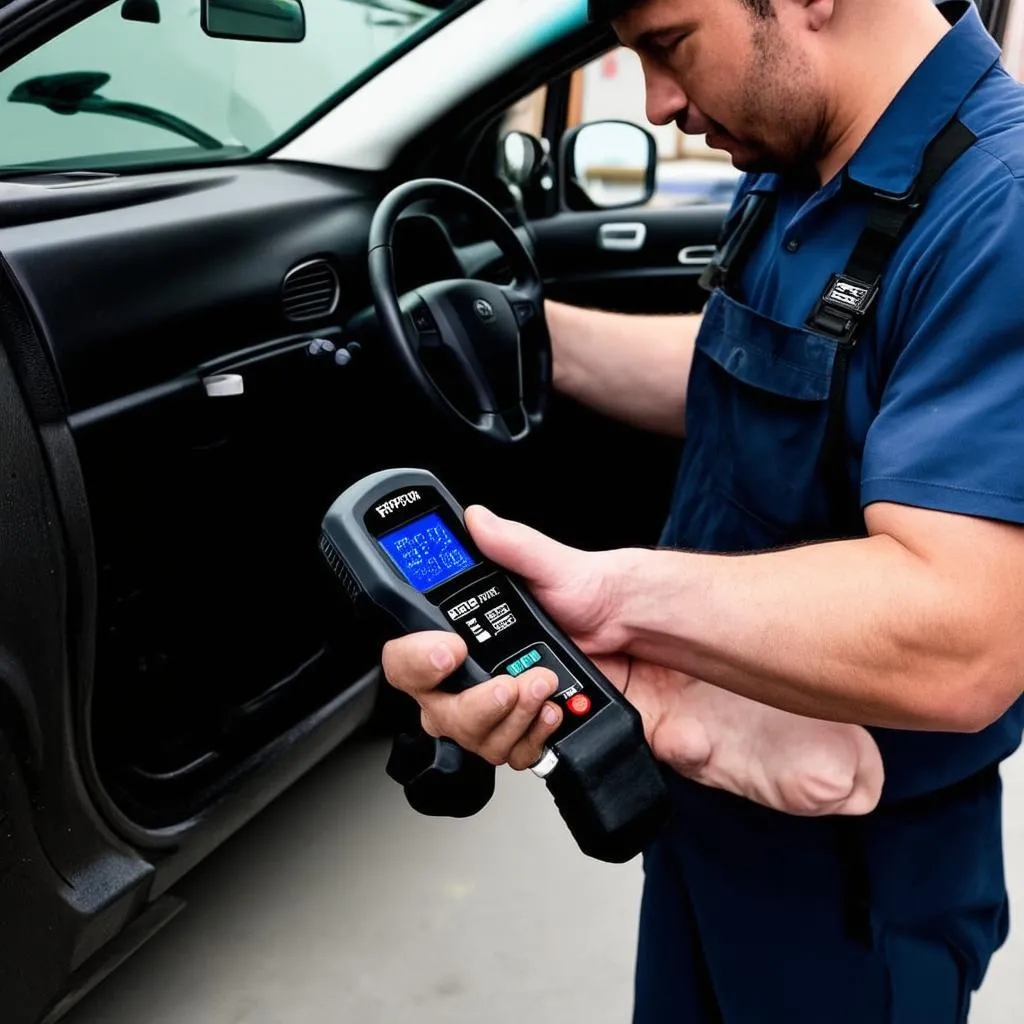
677, 245, 717, 266
598, 222, 647, 252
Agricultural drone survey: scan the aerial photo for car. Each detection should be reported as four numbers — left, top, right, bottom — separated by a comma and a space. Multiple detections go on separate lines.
0, 0, 1014, 1021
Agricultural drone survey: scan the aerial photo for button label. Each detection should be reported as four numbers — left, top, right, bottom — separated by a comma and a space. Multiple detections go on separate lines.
484, 603, 510, 623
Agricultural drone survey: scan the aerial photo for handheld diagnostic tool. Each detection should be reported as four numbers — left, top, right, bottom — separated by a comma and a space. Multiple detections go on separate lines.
320, 469, 670, 863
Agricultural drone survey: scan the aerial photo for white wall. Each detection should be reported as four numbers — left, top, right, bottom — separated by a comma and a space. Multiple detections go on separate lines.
578, 46, 731, 163
580, 47, 678, 158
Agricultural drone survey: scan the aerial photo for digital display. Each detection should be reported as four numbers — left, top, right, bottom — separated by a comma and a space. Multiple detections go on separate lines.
378, 511, 478, 593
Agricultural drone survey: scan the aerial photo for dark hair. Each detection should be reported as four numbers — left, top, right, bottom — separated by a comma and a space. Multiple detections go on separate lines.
588, 0, 773, 25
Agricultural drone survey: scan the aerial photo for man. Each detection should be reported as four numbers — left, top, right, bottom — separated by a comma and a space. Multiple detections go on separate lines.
383, 0, 1024, 1019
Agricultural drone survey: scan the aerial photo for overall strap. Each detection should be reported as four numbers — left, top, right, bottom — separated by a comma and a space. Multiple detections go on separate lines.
822, 117, 977, 950
807, 118, 977, 534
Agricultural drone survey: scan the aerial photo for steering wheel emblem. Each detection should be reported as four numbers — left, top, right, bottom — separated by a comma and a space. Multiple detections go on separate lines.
473, 298, 495, 322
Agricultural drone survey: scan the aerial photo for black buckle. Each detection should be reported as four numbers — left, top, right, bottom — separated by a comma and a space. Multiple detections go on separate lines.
841, 168, 924, 210
698, 257, 725, 293
698, 191, 771, 295
806, 273, 880, 345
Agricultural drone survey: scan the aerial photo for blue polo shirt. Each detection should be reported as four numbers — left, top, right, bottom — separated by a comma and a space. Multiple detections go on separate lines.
739, 1, 1024, 525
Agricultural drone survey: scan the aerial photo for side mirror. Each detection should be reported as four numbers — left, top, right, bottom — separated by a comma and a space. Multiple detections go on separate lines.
561, 120, 657, 211
201, 0, 305, 42
499, 131, 546, 188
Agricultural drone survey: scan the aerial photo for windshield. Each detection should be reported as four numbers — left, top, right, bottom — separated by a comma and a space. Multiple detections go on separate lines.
0, 0, 452, 173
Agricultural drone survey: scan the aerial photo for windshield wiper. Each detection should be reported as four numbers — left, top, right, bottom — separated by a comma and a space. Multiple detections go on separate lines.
9, 72, 225, 151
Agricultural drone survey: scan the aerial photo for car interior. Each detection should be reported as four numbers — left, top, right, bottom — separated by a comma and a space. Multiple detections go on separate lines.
0, 0, 1013, 1019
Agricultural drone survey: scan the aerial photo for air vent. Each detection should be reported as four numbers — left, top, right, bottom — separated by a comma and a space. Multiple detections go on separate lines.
281, 259, 340, 322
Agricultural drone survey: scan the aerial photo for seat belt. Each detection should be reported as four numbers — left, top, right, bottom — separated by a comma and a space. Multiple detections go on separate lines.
806, 118, 977, 533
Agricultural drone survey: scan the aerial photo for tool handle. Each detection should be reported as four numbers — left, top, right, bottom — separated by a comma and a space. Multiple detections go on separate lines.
543, 704, 671, 863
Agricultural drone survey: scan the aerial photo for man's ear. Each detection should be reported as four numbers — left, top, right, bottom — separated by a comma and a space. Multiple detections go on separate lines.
773, 0, 834, 33
803, 0, 835, 32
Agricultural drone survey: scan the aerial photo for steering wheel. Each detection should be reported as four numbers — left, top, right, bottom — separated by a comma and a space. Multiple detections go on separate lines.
368, 179, 551, 444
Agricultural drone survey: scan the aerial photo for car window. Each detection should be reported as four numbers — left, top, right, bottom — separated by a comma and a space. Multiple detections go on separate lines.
0, 0, 456, 173
499, 48, 742, 210
502, 85, 547, 141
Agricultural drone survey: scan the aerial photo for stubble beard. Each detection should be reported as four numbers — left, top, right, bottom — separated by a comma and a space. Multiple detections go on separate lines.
731, 19, 829, 177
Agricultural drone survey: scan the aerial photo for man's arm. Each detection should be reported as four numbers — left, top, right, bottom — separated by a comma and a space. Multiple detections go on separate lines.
614, 501, 1024, 733
546, 299, 700, 438
376, 501, 1024, 786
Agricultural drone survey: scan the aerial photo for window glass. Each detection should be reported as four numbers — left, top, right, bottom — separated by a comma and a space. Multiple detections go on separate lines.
0, 0, 454, 172
501, 85, 547, 140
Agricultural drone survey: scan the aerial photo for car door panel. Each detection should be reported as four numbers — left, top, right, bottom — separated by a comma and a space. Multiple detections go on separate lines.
0, 163, 420, 901
534, 205, 728, 315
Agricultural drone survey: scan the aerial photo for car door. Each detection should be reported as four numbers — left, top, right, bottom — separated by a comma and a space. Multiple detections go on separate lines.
0, 4, 478, 1020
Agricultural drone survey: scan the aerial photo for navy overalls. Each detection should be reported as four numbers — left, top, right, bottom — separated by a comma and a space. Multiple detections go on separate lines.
634, 4, 1024, 1021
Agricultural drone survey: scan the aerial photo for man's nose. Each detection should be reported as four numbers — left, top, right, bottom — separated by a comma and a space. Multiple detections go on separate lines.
643, 63, 688, 127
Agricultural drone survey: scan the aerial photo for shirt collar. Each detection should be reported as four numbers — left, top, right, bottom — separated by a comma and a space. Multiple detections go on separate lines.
844, 0, 1000, 196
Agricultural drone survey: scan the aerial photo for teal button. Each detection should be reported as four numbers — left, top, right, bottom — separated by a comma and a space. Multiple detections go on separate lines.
506, 649, 541, 677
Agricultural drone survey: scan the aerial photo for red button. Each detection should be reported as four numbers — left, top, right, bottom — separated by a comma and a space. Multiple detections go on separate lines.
567, 693, 591, 716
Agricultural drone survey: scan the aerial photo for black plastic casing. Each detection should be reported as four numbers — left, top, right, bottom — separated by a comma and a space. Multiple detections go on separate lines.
319, 468, 670, 863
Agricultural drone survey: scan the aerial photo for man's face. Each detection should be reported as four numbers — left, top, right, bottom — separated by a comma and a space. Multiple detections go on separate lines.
613, 0, 829, 174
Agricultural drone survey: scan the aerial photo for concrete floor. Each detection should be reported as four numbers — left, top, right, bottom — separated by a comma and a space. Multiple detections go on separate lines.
63, 734, 1024, 1024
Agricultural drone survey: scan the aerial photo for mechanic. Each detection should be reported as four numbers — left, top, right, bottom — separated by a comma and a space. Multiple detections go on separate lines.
382, 0, 1024, 1020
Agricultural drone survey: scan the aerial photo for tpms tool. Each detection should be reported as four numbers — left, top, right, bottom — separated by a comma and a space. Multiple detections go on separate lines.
319, 469, 670, 863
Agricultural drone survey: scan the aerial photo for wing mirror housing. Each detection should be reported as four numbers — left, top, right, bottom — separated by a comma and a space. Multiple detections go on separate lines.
500, 130, 547, 188
201, 0, 306, 42
560, 120, 657, 212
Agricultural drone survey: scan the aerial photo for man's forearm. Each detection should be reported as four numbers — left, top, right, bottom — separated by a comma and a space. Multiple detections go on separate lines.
546, 299, 700, 437
615, 530, 1023, 733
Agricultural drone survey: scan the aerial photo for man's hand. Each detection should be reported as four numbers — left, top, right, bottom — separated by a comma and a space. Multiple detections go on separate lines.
381, 629, 565, 771
453, 505, 632, 655
380, 506, 884, 815
620, 658, 882, 816
379, 504, 642, 772
378, 626, 711, 778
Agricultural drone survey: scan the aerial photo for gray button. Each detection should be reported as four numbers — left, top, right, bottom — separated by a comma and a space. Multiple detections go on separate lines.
307, 337, 336, 356
786, 239, 800, 253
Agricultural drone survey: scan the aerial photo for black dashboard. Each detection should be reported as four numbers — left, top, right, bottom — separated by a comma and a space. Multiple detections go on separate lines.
3, 164, 381, 412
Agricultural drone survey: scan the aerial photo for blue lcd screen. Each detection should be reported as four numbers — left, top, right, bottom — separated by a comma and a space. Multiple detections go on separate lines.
378, 511, 478, 593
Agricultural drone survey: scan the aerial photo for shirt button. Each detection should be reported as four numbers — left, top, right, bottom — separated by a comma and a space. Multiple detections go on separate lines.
786, 239, 801, 253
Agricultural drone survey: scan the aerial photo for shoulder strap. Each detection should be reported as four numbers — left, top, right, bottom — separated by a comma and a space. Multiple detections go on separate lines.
811, 118, 977, 534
